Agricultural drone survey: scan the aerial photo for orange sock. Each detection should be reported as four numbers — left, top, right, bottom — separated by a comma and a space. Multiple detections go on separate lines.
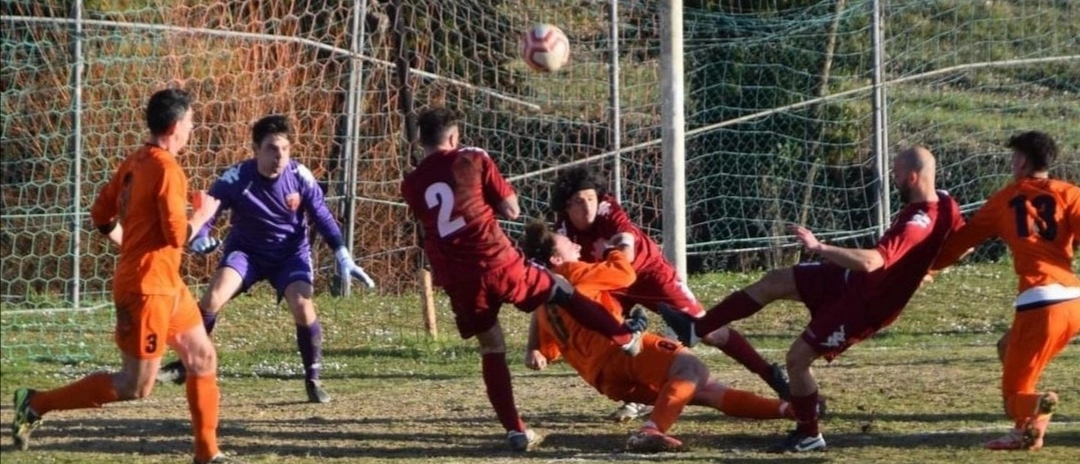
186, 373, 220, 462
651, 378, 696, 433
1005, 393, 1043, 423
717, 388, 790, 419
30, 372, 120, 415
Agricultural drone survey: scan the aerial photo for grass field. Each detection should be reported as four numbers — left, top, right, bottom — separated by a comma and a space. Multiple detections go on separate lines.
1, 262, 1078, 463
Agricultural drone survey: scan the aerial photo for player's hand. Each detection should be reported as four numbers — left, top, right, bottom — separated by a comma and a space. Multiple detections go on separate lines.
623, 306, 649, 333
188, 236, 221, 255
525, 350, 548, 371
335, 247, 376, 288
789, 224, 823, 252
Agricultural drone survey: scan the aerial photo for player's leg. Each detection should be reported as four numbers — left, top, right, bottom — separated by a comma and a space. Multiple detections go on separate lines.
992, 301, 1079, 450
12, 292, 169, 450
767, 337, 826, 453
158, 264, 244, 385
690, 381, 795, 420
448, 277, 542, 452
601, 334, 685, 452
167, 287, 224, 464
632, 268, 790, 400
282, 280, 329, 403
476, 319, 542, 452
658, 266, 800, 347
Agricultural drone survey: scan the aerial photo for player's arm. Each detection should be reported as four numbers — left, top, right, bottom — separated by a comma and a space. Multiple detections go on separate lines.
932, 198, 997, 271
604, 201, 645, 263
525, 312, 547, 370
90, 165, 124, 246
479, 151, 519, 219
497, 193, 520, 220
792, 225, 885, 272
301, 166, 376, 288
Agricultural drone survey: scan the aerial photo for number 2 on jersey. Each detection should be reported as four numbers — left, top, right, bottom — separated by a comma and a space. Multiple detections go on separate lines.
1009, 194, 1057, 240
425, 182, 466, 237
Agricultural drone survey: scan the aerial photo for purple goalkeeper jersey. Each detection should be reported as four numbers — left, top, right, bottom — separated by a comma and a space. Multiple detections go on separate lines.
196, 159, 344, 260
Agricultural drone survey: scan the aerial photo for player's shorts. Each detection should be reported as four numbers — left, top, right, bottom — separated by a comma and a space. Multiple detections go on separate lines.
794, 262, 887, 361
1002, 297, 1080, 394
596, 333, 684, 405
614, 263, 704, 318
442, 255, 553, 339
220, 248, 313, 300
113, 287, 202, 359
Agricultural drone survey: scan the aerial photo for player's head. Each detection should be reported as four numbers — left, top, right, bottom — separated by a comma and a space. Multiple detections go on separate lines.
252, 114, 292, 179
522, 219, 581, 267
1007, 131, 1057, 179
893, 146, 936, 203
145, 88, 194, 151
551, 167, 607, 230
417, 107, 462, 150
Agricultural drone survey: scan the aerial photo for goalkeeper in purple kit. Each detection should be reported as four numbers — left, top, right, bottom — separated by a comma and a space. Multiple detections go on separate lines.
158, 114, 374, 403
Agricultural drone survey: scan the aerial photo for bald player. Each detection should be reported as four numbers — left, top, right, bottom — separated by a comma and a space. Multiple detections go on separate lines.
662, 146, 964, 453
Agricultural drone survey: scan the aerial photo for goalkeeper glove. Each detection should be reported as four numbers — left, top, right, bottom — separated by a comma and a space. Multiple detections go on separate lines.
623, 306, 649, 333
334, 247, 376, 288
189, 236, 221, 255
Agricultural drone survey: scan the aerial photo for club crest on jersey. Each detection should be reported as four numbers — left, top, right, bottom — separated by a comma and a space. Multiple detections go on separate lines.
907, 210, 931, 228
597, 201, 612, 217
285, 192, 301, 211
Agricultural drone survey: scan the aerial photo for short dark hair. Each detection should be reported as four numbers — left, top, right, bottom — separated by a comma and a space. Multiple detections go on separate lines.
145, 88, 192, 136
1007, 131, 1057, 172
551, 166, 607, 213
252, 114, 291, 147
417, 107, 462, 147
520, 219, 558, 267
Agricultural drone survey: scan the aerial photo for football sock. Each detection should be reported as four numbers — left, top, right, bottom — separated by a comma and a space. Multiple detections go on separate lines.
481, 352, 525, 433
1006, 392, 1046, 423
30, 372, 119, 414
200, 303, 218, 335
715, 328, 772, 377
563, 291, 632, 344
792, 390, 821, 436
296, 321, 323, 382
186, 373, 221, 463
695, 291, 763, 338
650, 377, 696, 433
716, 388, 791, 419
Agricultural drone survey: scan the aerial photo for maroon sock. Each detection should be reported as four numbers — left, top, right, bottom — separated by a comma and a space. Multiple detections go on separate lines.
481, 352, 525, 433
792, 390, 820, 436
564, 291, 632, 345
696, 291, 763, 338
717, 328, 772, 376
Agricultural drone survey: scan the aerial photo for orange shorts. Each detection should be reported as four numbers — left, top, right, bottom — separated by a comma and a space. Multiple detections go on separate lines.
596, 333, 683, 404
113, 287, 202, 359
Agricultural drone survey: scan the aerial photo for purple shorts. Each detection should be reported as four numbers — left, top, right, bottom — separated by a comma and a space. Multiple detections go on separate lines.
219, 248, 313, 299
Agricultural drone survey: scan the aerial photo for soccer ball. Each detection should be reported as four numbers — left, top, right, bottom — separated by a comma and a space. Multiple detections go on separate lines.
520, 24, 570, 73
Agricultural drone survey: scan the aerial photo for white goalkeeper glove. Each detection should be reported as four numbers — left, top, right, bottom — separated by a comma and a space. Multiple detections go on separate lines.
334, 246, 376, 288
189, 236, 221, 255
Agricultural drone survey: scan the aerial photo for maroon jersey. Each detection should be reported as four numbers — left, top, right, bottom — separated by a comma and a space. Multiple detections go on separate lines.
401, 146, 518, 285
859, 192, 964, 326
555, 194, 664, 272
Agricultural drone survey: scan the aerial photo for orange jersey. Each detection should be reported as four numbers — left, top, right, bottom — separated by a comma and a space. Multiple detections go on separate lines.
934, 178, 1080, 307
535, 250, 636, 386
90, 144, 190, 294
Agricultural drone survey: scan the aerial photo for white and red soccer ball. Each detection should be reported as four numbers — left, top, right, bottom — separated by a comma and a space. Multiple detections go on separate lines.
520, 24, 570, 73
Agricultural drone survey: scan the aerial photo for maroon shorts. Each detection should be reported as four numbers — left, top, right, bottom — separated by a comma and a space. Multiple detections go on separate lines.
614, 263, 704, 318
442, 255, 553, 339
793, 262, 886, 361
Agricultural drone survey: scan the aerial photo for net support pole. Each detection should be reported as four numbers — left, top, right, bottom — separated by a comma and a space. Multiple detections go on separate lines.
871, 0, 891, 237
608, 0, 623, 203
68, 0, 84, 309
661, 0, 686, 279
340, 0, 370, 297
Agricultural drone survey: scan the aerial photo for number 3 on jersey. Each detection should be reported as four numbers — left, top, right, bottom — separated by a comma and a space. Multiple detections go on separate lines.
425, 182, 466, 237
